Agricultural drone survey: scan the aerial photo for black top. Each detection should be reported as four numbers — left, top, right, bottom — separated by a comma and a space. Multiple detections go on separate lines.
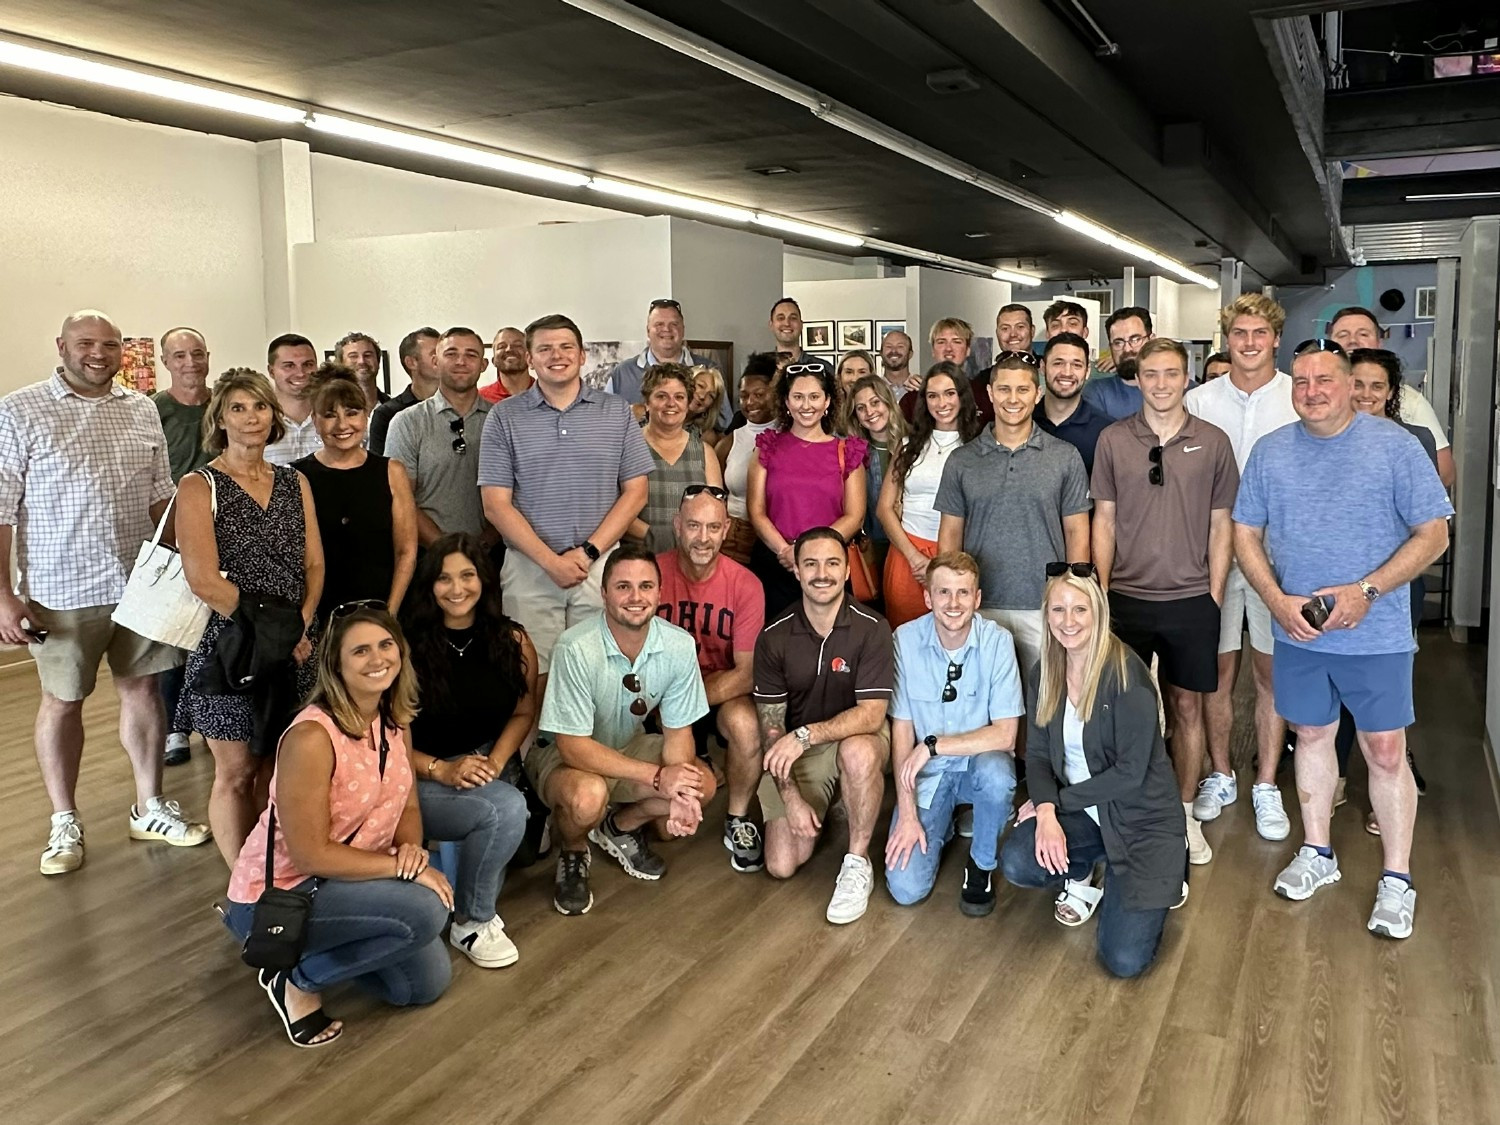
409, 625, 523, 758
368, 386, 420, 456
752, 597, 894, 730
293, 452, 395, 622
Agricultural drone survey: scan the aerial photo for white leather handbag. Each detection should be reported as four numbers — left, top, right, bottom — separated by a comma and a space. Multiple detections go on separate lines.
111, 470, 216, 650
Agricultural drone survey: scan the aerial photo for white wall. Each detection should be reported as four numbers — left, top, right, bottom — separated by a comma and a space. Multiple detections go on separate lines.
0, 97, 269, 392
668, 220, 785, 380
783, 250, 891, 283
782, 278, 908, 326
1177, 284, 1223, 342
908, 269, 1012, 360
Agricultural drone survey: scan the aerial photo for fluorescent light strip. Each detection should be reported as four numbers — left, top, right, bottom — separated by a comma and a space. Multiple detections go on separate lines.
991, 268, 1043, 287
0, 38, 305, 122
1404, 191, 1500, 201
752, 214, 864, 247
588, 178, 753, 222
1054, 212, 1219, 289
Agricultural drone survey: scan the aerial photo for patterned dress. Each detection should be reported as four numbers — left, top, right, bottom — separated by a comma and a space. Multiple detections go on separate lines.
176, 465, 308, 744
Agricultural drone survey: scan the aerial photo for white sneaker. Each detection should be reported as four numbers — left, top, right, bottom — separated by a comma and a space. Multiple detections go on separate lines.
128, 797, 212, 847
826, 853, 874, 924
1367, 876, 1416, 939
1274, 845, 1341, 901
41, 812, 84, 876
1184, 804, 1213, 865
1252, 784, 1291, 840
450, 914, 519, 968
1191, 772, 1237, 821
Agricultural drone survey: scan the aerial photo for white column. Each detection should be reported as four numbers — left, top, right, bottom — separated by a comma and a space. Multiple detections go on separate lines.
257, 139, 315, 338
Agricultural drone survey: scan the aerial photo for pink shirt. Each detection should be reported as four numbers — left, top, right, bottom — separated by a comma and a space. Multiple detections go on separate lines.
755, 431, 867, 542
655, 550, 765, 674
228, 706, 414, 902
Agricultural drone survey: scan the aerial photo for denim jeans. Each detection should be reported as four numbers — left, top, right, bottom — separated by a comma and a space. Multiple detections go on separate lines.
225, 877, 451, 1004
885, 751, 1016, 906
418, 769, 527, 922
1000, 810, 1169, 979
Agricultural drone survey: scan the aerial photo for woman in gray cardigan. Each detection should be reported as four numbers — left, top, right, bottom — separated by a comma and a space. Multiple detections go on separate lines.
1000, 567, 1188, 978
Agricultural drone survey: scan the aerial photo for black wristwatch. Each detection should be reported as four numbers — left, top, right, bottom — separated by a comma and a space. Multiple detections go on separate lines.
578, 540, 601, 561
924, 734, 939, 758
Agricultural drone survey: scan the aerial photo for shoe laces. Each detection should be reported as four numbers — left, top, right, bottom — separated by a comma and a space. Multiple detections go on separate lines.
729, 820, 759, 850
560, 851, 589, 879
48, 819, 83, 849
835, 856, 872, 894
146, 798, 187, 823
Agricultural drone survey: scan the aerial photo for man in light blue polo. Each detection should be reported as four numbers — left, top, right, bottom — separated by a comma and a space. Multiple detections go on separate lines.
605, 299, 731, 428
528, 545, 714, 916
885, 551, 1023, 916
479, 313, 654, 679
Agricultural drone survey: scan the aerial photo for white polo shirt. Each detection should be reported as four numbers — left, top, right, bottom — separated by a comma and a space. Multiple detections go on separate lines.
1185, 370, 1299, 471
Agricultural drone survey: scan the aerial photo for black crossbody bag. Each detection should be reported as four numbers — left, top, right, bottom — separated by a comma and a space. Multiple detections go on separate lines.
241, 721, 390, 972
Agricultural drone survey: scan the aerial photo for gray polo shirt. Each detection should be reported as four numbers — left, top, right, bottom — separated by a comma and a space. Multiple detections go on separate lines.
934, 425, 1091, 611
384, 389, 492, 537
606, 348, 731, 429
477, 383, 655, 554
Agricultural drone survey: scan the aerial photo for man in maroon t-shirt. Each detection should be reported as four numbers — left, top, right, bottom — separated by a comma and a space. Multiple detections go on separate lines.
655, 485, 766, 872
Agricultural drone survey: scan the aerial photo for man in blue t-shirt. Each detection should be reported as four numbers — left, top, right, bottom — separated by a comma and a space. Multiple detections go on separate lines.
1232, 339, 1451, 941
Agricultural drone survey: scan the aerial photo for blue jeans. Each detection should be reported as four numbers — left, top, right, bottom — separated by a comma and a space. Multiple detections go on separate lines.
1000, 810, 1169, 979
885, 751, 1016, 906
225, 877, 451, 1004
417, 771, 527, 922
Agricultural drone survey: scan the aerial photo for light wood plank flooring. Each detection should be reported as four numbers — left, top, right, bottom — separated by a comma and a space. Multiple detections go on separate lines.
0, 634, 1495, 1125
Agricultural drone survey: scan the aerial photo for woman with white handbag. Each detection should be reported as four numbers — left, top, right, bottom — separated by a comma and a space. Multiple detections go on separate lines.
176, 369, 325, 867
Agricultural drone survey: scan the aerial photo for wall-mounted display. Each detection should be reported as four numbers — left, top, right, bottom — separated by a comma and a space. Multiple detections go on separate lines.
802, 321, 833, 351
837, 320, 873, 350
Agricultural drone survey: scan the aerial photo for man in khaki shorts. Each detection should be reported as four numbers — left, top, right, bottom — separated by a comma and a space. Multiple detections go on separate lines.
0, 310, 209, 876
754, 527, 894, 925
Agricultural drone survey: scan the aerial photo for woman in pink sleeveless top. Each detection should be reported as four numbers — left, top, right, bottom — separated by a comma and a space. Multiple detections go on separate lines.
225, 605, 453, 1047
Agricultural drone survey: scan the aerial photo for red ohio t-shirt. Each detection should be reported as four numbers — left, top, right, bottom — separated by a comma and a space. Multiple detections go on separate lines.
654, 551, 764, 675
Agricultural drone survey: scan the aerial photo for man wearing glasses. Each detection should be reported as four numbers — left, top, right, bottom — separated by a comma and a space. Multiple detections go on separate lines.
884, 551, 1023, 916
1034, 331, 1111, 475
386, 326, 495, 547
606, 299, 731, 428
528, 543, 714, 915
653, 484, 767, 872
1233, 337, 1450, 939
753, 527, 894, 924
1083, 306, 1152, 422
1091, 338, 1239, 866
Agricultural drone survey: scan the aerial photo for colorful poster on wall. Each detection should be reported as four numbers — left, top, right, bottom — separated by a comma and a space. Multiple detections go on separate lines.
118, 337, 157, 394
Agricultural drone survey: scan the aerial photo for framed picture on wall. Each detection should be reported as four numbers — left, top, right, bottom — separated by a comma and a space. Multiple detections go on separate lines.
875, 320, 906, 343
802, 321, 833, 351
836, 320, 873, 350
810, 353, 838, 370
687, 340, 734, 380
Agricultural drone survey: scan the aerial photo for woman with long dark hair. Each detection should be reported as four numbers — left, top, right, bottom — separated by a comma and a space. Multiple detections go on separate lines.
877, 362, 983, 627
400, 532, 533, 967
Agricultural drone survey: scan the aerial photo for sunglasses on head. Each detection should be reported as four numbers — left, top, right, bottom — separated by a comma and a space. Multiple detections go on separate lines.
649, 298, 682, 312
450, 417, 467, 455
995, 350, 1039, 366
1045, 562, 1098, 580
783, 363, 825, 376
330, 598, 388, 622
622, 673, 649, 717
1293, 338, 1348, 359
681, 483, 728, 502
942, 660, 964, 703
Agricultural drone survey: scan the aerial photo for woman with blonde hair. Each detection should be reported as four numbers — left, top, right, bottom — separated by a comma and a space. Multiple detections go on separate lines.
685, 364, 726, 447
842, 374, 905, 604
1000, 565, 1186, 978
224, 606, 452, 1047
626, 363, 723, 553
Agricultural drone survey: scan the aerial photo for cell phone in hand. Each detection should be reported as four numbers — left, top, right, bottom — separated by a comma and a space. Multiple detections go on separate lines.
1300, 595, 1335, 631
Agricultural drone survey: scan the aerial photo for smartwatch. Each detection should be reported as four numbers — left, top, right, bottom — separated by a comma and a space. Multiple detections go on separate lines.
924, 734, 939, 758
579, 541, 601, 562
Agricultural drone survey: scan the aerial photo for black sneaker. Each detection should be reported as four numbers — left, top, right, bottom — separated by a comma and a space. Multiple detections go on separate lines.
588, 813, 667, 881
1408, 747, 1427, 796
164, 733, 191, 767
723, 815, 764, 873
553, 850, 593, 916
959, 857, 996, 917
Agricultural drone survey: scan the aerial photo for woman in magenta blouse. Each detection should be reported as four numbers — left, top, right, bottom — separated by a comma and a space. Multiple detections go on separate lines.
746, 363, 868, 617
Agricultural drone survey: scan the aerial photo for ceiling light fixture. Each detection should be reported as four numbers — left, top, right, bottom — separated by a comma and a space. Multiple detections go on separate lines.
992, 268, 1043, 287
1404, 190, 1500, 201
752, 214, 865, 247
1054, 211, 1219, 288
588, 177, 754, 222
0, 37, 305, 122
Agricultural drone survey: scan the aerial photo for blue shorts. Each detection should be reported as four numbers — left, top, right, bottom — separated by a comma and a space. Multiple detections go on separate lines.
1271, 642, 1414, 731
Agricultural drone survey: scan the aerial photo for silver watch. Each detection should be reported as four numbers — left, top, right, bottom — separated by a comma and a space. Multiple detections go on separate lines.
794, 725, 812, 747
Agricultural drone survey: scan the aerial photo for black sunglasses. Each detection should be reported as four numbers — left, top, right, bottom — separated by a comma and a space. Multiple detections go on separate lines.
330, 598, 388, 621
1046, 562, 1098, 580
1148, 444, 1164, 486
942, 661, 964, 703
1294, 338, 1348, 359
450, 417, 467, 455
649, 298, 682, 312
622, 673, 648, 717
681, 483, 728, 502
995, 350, 1039, 366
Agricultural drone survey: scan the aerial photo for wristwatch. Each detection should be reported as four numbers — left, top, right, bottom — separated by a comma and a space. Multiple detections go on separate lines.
794, 725, 812, 748
1358, 580, 1381, 602
578, 541, 601, 561
924, 734, 939, 758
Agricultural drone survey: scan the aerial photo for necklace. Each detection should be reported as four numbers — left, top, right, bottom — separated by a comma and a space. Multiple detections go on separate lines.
446, 635, 474, 656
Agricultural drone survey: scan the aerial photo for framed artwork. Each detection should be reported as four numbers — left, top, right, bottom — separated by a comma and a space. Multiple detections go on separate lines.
875, 320, 906, 342
687, 340, 735, 378
118, 337, 157, 394
802, 321, 833, 351
836, 320, 873, 350
971, 336, 994, 369
810, 353, 838, 371
582, 340, 642, 390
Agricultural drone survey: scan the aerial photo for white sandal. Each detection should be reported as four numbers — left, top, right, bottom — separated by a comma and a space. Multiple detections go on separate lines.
1054, 878, 1104, 926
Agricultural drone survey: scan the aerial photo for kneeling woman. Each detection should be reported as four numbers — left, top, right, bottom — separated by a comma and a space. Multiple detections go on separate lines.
1000, 568, 1186, 978
224, 606, 452, 1047
401, 533, 532, 967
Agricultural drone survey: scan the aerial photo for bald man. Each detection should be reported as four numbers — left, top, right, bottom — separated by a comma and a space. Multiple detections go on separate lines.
0, 311, 210, 876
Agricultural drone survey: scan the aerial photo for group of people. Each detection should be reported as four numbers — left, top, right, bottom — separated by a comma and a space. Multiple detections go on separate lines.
0, 287, 1449, 1047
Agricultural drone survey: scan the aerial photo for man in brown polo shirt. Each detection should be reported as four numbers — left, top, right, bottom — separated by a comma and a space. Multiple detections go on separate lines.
753, 526, 894, 924
1091, 338, 1238, 866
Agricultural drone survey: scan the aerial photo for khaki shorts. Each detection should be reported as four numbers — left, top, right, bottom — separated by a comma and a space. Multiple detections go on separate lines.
26, 602, 182, 702
978, 607, 1045, 679
527, 731, 666, 806
500, 548, 605, 675
757, 725, 890, 824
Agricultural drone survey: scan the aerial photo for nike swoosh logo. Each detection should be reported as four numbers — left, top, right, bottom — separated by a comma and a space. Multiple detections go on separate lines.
1183, 445, 1202, 453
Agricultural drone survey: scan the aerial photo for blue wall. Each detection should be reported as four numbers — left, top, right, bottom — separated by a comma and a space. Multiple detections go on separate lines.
1274, 263, 1439, 387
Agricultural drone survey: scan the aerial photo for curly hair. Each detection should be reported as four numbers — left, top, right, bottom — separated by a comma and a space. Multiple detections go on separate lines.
890, 362, 982, 513
775, 365, 838, 433
1349, 348, 1404, 420
840, 374, 906, 456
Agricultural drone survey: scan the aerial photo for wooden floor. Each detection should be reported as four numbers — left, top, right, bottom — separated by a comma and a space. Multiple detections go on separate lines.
0, 634, 1497, 1125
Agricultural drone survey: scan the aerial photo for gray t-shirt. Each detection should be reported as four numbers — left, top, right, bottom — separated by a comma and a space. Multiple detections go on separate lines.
385, 390, 492, 538
1232, 411, 1452, 655
151, 391, 211, 481
934, 426, 1092, 611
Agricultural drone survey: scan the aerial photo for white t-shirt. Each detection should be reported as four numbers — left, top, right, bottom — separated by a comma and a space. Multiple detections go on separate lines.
1062, 698, 1100, 825
900, 428, 965, 541
1398, 388, 1449, 451
724, 419, 775, 519
1184, 370, 1299, 472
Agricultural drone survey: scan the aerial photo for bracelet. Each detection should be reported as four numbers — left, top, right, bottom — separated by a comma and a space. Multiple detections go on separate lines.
653, 765, 663, 792
426, 757, 439, 776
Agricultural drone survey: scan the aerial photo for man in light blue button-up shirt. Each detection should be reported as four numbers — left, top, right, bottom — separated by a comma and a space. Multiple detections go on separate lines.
885, 551, 1024, 916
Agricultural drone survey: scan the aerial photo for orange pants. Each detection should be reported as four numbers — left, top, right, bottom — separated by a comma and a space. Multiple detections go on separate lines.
883, 533, 938, 628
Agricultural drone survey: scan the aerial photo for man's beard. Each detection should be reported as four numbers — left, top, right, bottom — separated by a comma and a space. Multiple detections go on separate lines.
1116, 357, 1139, 381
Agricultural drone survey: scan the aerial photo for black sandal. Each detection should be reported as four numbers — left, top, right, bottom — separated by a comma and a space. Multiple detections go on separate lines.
260, 969, 343, 1048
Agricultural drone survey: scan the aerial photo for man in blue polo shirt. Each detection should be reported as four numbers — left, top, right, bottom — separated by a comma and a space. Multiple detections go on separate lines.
1234, 339, 1450, 940
1034, 332, 1111, 475
479, 313, 654, 680
885, 551, 1023, 916
605, 298, 731, 428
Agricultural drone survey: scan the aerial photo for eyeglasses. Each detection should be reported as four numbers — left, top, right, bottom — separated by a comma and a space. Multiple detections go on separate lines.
450, 417, 467, 455
783, 363, 825, 376
622, 673, 649, 717
1046, 562, 1098, 579
942, 661, 964, 703
330, 598, 388, 621
1293, 338, 1348, 359
995, 350, 1038, 366
1148, 445, 1164, 486
1109, 334, 1150, 351
681, 483, 728, 502
649, 298, 682, 312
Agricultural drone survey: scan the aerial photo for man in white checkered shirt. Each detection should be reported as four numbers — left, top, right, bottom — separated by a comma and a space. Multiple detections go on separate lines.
0, 311, 210, 876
